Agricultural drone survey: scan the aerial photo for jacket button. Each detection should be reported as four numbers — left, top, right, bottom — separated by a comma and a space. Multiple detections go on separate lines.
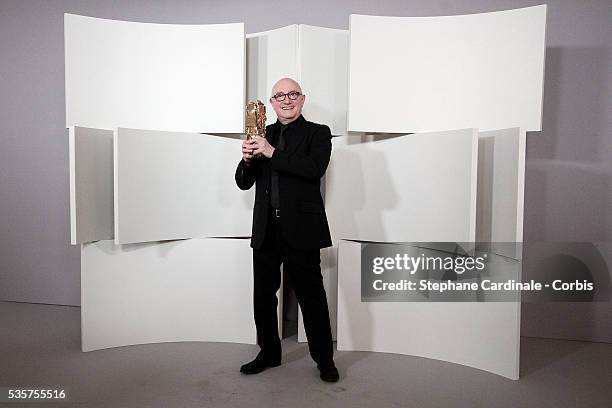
265, 188, 269, 194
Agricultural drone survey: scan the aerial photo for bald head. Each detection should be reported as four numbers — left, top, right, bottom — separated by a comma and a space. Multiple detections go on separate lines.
271, 77, 302, 96
269, 77, 306, 125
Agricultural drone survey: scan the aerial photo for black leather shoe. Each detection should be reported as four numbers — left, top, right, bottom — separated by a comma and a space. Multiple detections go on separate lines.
317, 363, 340, 383
240, 354, 281, 375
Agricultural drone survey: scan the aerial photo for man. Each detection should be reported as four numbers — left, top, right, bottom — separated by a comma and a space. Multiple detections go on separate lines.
235, 78, 339, 383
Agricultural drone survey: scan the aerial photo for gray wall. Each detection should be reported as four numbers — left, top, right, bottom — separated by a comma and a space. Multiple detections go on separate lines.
1, 0, 611, 337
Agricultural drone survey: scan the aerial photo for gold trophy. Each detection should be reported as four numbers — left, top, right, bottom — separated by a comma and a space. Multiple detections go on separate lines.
245, 100, 267, 140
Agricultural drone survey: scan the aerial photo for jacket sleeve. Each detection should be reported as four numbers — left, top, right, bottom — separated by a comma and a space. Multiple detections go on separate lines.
235, 159, 259, 190
269, 125, 332, 181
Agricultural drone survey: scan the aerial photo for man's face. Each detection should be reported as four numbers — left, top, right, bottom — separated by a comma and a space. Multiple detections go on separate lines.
270, 79, 305, 124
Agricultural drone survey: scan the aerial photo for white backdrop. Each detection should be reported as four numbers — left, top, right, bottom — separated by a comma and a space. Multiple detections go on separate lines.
246, 25, 299, 127
64, 10, 543, 376
347, 5, 547, 133
298, 25, 349, 135
81, 238, 256, 351
114, 128, 254, 244
326, 129, 479, 243
65, 14, 245, 133
336, 240, 521, 380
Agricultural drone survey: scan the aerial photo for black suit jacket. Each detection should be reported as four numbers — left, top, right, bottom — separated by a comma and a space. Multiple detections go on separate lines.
235, 115, 332, 250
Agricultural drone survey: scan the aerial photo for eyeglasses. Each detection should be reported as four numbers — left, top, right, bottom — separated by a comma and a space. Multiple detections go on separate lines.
271, 91, 302, 102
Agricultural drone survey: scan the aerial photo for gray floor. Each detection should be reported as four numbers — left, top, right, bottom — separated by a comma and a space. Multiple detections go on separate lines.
1, 301, 611, 408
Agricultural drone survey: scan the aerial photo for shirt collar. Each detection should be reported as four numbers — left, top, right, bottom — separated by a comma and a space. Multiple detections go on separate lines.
274, 114, 305, 131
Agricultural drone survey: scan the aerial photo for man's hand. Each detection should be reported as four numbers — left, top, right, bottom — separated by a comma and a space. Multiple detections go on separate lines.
242, 139, 256, 165
251, 137, 275, 159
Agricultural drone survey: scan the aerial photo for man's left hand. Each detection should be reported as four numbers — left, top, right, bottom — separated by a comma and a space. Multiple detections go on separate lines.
251, 137, 275, 159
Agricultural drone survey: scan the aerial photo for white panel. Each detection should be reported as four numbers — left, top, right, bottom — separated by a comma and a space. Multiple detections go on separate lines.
336, 240, 520, 379
114, 128, 254, 244
476, 128, 526, 243
348, 5, 547, 133
69, 126, 113, 244
246, 26, 299, 126
81, 238, 255, 351
326, 129, 478, 243
299, 25, 349, 135
65, 14, 245, 133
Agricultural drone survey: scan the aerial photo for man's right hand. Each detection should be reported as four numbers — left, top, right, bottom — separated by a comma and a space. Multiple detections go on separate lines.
242, 139, 255, 165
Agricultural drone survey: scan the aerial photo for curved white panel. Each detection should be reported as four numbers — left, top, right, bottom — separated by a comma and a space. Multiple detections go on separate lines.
246, 26, 299, 126
81, 238, 255, 351
348, 5, 547, 133
69, 126, 114, 244
336, 240, 520, 380
326, 129, 478, 243
114, 128, 254, 244
299, 25, 349, 135
65, 14, 245, 133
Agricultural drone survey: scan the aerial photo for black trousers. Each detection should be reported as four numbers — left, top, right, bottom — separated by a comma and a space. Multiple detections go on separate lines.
252, 210, 334, 365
